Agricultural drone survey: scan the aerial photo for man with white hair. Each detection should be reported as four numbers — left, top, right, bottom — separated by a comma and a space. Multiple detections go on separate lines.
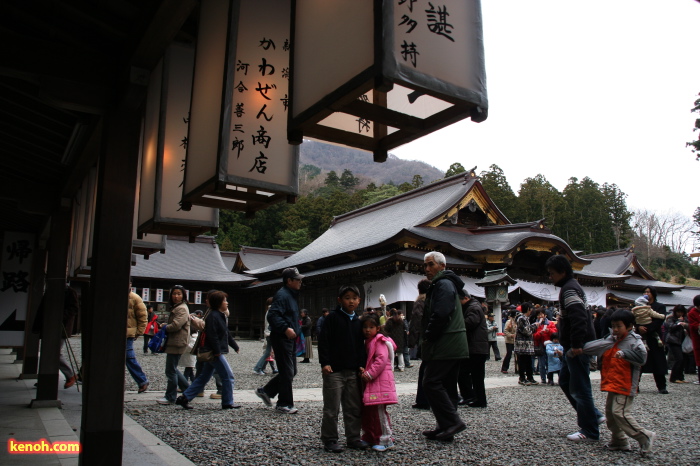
420, 251, 469, 442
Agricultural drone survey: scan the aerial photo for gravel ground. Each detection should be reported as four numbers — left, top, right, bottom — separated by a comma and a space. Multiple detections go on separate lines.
68, 337, 700, 465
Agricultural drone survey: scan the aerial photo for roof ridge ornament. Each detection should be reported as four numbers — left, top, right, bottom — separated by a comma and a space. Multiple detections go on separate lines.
462, 166, 479, 184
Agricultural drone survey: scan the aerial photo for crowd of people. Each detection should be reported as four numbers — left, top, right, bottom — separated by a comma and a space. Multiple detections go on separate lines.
113, 255, 700, 458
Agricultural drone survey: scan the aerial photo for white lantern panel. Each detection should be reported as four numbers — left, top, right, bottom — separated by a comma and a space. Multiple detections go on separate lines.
225, 0, 297, 190
184, 0, 229, 195
391, 0, 485, 96
139, 60, 162, 225
292, 0, 374, 119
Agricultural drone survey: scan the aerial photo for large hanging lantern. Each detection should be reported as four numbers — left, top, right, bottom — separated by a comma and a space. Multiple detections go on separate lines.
138, 43, 219, 239
68, 168, 97, 278
288, 0, 487, 162
181, 0, 298, 214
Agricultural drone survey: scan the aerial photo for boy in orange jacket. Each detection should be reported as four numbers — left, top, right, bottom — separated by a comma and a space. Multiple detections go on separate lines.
580, 309, 655, 457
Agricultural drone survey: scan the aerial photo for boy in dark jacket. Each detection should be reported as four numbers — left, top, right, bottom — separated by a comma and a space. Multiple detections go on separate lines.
318, 285, 369, 453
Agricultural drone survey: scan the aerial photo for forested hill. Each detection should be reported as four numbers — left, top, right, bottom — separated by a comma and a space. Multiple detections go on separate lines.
299, 140, 444, 186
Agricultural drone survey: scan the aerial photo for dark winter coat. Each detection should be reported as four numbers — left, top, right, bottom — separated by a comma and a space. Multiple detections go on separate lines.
555, 276, 596, 349
384, 317, 406, 349
318, 307, 366, 371
267, 285, 301, 336
421, 270, 469, 361
463, 298, 489, 355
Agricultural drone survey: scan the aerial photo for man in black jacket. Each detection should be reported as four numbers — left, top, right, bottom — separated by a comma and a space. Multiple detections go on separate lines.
255, 267, 303, 414
546, 255, 604, 443
458, 291, 489, 408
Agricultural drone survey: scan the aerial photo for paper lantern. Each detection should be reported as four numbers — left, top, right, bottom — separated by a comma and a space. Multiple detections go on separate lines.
182, 0, 298, 214
288, 0, 487, 162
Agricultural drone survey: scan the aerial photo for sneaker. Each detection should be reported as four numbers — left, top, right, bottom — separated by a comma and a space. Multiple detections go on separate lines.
275, 405, 298, 414
253, 370, 266, 375
138, 382, 149, 393
255, 387, 272, 407
606, 442, 632, 451
210, 393, 222, 399
157, 397, 174, 405
527, 379, 539, 385
566, 431, 597, 442
324, 441, 343, 453
405, 364, 414, 368
598, 415, 607, 425
639, 431, 656, 456
518, 379, 528, 385
694, 381, 700, 385
196, 392, 204, 397
372, 441, 395, 452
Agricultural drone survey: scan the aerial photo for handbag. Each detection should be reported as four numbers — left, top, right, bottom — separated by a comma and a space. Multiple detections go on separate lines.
295, 332, 306, 357
682, 334, 694, 354
197, 348, 215, 363
148, 325, 168, 353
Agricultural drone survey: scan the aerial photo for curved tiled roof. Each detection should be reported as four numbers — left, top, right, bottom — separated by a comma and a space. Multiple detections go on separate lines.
131, 236, 254, 283
248, 174, 476, 274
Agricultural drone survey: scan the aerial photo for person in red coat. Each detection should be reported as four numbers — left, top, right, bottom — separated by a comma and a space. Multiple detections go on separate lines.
687, 295, 700, 384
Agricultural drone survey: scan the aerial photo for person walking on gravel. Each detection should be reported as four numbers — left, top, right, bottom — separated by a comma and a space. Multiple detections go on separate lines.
255, 267, 304, 414
546, 255, 604, 443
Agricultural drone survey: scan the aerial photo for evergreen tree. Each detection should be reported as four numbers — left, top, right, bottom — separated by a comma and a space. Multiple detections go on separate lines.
339, 168, 360, 190
325, 170, 340, 188
517, 174, 564, 230
273, 229, 312, 251
479, 164, 518, 222
412, 174, 424, 188
445, 162, 466, 177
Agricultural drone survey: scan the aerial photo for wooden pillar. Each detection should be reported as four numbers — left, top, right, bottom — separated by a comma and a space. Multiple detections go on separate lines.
33, 202, 72, 405
79, 105, 140, 465
21, 245, 47, 378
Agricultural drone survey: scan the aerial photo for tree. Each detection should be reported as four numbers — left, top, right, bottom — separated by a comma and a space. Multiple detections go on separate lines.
362, 184, 400, 207
602, 183, 632, 250
517, 174, 563, 230
479, 164, 518, 221
325, 170, 340, 188
631, 209, 694, 268
273, 229, 312, 251
300, 164, 321, 184
412, 174, 424, 188
687, 93, 700, 161
444, 162, 466, 177
339, 168, 360, 190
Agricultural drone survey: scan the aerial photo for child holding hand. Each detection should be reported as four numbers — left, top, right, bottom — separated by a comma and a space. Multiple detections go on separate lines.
581, 309, 655, 457
360, 313, 398, 452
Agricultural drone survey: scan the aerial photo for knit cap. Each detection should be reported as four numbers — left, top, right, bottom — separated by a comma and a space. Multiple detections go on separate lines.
634, 296, 649, 307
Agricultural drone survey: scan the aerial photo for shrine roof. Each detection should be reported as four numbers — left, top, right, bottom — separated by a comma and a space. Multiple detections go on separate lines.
131, 236, 254, 283
233, 246, 295, 273
248, 173, 479, 274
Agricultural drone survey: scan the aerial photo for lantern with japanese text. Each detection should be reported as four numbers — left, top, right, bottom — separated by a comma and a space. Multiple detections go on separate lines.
288, 0, 487, 162
182, 0, 298, 214
138, 42, 219, 240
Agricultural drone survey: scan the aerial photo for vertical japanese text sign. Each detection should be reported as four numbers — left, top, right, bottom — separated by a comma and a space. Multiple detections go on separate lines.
156, 289, 164, 303
183, 0, 298, 210
0, 232, 34, 347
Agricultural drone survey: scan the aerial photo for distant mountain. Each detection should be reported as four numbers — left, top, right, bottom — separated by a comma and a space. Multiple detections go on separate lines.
299, 140, 444, 186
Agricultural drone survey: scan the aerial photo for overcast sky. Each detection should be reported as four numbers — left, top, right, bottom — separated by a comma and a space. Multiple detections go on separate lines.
392, 0, 700, 220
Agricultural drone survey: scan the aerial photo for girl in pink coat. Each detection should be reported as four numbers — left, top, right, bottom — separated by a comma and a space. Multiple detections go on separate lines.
360, 313, 398, 451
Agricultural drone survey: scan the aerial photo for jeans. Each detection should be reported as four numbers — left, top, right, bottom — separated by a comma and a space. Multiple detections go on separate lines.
263, 333, 297, 408
165, 353, 189, 402
559, 351, 603, 439
320, 370, 362, 443
537, 354, 548, 382
487, 341, 501, 360
253, 336, 273, 372
125, 338, 148, 388
183, 355, 234, 406
195, 360, 223, 391
143, 335, 152, 353
501, 343, 514, 371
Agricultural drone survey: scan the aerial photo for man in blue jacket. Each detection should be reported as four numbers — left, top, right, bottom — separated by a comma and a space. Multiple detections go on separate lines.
255, 267, 303, 414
